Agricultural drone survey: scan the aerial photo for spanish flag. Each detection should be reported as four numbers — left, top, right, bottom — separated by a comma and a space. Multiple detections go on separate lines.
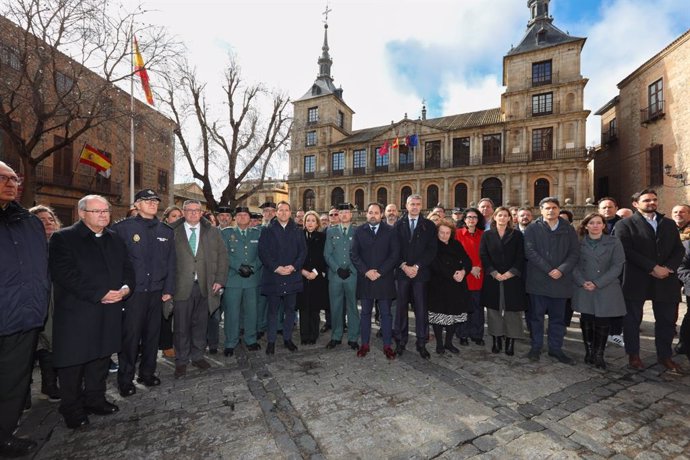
133, 36, 154, 105
79, 143, 112, 177
392, 137, 399, 150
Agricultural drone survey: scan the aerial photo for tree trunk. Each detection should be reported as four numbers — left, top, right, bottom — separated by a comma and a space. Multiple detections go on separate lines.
19, 155, 37, 208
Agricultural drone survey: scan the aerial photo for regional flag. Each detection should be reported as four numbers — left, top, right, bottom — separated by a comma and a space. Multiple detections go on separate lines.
133, 36, 154, 105
79, 143, 112, 174
379, 140, 389, 156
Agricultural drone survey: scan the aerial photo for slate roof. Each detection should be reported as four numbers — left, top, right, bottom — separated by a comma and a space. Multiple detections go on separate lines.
506, 18, 584, 57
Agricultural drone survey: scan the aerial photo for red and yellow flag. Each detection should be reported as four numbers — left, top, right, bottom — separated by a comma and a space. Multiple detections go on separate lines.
133, 36, 154, 105
79, 143, 112, 173
392, 137, 399, 149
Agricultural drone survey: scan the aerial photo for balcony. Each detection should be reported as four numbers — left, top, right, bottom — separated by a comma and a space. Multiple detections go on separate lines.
353, 167, 365, 176
331, 169, 344, 177
374, 165, 389, 173
398, 162, 414, 172
504, 148, 587, 163
602, 128, 617, 145
641, 100, 664, 125
35, 164, 123, 196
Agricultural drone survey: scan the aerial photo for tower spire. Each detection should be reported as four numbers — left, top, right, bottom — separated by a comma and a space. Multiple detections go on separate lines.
528, 0, 552, 26
318, 3, 333, 80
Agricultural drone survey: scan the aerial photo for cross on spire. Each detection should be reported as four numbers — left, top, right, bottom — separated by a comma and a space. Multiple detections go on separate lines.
322, 2, 332, 25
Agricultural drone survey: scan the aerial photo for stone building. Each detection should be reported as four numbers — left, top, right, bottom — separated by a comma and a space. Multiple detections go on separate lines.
0, 14, 174, 224
288, 0, 592, 213
594, 29, 690, 211
173, 182, 208, 210
235, 178, 289, 209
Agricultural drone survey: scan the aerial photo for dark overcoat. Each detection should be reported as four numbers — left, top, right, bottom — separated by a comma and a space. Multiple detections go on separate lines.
394, 215, 438, 282
480, 228, 526, 311
258, 218, 307, 296
427, 238, 473, 314
296, 230, 329, 310
49, 220, 134, 367
676, 240, 690, 295
614, 211, 684, 302
350, 222, 399, 300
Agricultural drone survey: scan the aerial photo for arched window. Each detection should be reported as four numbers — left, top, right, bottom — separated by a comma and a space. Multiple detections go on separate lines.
376, 187, 388, 205
534, 178, 550, 205
481, 178, 503, 206
331, 187, 344, 207
303, 189, 316, 211
427, 185, 439, 209
354, 189, 364, 211
400, 186, 412, 209
454, 183, 468, 209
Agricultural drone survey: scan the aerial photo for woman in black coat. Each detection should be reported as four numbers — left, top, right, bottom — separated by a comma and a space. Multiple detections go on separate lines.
296, 211, 329, 345
480, 207, 525, 356
428, 219, 473, 354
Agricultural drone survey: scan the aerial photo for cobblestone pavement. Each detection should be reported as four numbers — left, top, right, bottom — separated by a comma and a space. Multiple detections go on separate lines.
17, 303, 690, 459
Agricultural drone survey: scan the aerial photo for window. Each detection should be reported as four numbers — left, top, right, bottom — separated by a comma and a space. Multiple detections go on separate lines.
534, 179, 550, 205
0, 121, 21, 171
532, 60, 552, 86
303, 155, 315, 178
648, 78, 663, 118
353, 149, 366, 175
482, 134, 501, 164
331, 151, 344, 176
354, 189, 364, 211
532, 127, 553, 160
454, 184, 468, 209
331, 187, 344, 206
399, 147, 414, 171
481, 178, 503, 206
376, 187, 387, 205
532, 92, 553, 116
307, 107, 319, 124
452, 137, 470, 167
424, 140, 441, 168
337, 110, 344, 128
375, 148, 389, 172
604, 118, 617, 144
158, 169, 169, 193
303, 189, 316, 211
400, 186, 412, 209
306, 130, 317, 147
56, 71, 74, 94
426, 185, 439, 209
52, 205, 74, 227
134, 161, 142, 189
0, 45, 20, 71
649, 144, 663, 186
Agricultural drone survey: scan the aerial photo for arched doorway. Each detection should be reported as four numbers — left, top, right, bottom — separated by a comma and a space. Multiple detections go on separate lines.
354, 189, 364, 211
427, 185, 439, 209
454, 183, 468, 209
376, 187, 388, 205
481, 178, 503, 206
331, 187, 344, 207
303, 189, 316, 211
400, 186, 412, 209
534, 178, 550, 205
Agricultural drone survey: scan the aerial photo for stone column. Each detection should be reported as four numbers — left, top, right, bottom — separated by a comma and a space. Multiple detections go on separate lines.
504, 173, 511, 206
443, 177, 449, 208
521, 172, 528, 205
472, 175, 480, 206
557, 170, 565, 201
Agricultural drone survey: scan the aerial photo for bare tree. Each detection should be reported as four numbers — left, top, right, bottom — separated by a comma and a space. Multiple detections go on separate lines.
0, 0, 178, 206
159, 56, 291, 211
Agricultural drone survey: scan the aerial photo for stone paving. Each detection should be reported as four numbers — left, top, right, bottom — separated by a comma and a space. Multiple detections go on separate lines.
17, 303, 690, 459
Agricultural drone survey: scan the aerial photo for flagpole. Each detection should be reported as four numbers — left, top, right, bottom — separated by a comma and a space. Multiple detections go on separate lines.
129, 23, 135, 205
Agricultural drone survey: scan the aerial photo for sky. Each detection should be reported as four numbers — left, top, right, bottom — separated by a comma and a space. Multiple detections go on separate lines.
128, 0, 690, 179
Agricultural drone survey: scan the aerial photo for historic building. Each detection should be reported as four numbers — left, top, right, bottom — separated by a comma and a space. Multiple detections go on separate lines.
234, 178, 289, 209
0, 14, 174, 224
288, 0, 592, 213
594, 29, 690, 211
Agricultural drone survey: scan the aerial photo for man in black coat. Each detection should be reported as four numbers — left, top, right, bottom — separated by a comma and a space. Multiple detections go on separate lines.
393, 194, 438, 359
112, 189, 175, 397
614, 189, 684, 372
351, 202, 400, 359
50, 195, 135, 429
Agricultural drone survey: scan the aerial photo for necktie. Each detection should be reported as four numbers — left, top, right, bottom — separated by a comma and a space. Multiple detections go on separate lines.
410, 219, 416, 233
241, 229, 246, 238
370, 225, 377, 235
189, 227, 197, 255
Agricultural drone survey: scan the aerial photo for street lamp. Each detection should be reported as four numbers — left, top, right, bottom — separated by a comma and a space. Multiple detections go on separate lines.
664, 164, 686, 185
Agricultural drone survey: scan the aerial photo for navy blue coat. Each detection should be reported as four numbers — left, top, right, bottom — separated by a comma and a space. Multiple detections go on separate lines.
112, 215, 176, 295
351, 222, 399, 299
258, 218, 306, 296
0, 201, 50, 336
394, 215, 438, 282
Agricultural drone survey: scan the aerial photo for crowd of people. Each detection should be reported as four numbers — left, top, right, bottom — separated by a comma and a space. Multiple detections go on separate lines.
2, 157, 689, 457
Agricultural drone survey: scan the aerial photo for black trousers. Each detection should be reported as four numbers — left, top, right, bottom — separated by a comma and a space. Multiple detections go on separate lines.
159, 314, 174, 349
300, 302, 321, 342
624, 298, 678, 359
394, 278, 428, 347
118, 291, 162, 387
58, 356, 110, 418
0, 329, 38, 441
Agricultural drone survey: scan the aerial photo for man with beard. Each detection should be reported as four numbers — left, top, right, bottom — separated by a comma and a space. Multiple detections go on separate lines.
385, 203, 399, 226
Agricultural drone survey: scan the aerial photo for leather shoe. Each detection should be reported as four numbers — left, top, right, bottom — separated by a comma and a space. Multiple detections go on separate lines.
459, 338, 469, 346
417, 345, 431, 360
357, 344, 370, 357
548, 349, 574, 365
224, 348, 234, 357
395, 343, 406, 356
257, 331, 264, 340
284, 341, 298, 352
526, 349, 541, 362
63, 414, 90, 429
658, 357, 683, 374
266, 342, 275, 355
247, 343, 261, 351
0, 435, 38, 457
136, 376, 161, 387
325, 340, 340, 349
348, 341, 359, 351
174, 364, 187, 379
119, 384, 136, 397
628, 354, 644, 370
85, 401, 119, 416
383, 345, 396, 360
472, 338, 485, 346
445, 344, 460, 354
208, 347, 218, 355
162, 348, 175, 358
192, 359, 211, 370
320, 325, 331, 333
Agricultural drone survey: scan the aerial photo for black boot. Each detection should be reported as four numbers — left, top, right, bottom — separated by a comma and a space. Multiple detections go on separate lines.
504, 337, 514, 356
593, 324, 609, 370
580, 318, 595, 365
37, 349, 60, 402
491, 335, 503, 353
445, 325, 460, 353
433, 325, 445, 354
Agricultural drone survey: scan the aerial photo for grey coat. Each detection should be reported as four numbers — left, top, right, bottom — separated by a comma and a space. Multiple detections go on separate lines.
571, 235, 626, 317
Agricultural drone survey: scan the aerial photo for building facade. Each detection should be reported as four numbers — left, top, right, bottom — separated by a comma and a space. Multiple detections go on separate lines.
594, 29, 690, 211
288, 0, 592, 213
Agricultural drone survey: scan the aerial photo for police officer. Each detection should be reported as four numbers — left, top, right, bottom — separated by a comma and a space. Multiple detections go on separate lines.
221, 207, 262, 356
112, 189, 175, 397
324, 202, 360, 350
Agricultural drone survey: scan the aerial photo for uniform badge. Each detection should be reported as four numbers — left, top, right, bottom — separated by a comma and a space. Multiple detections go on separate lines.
133, 234, 140, 242
230, 234, 237, 242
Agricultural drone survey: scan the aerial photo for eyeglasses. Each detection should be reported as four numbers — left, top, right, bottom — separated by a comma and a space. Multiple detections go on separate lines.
0, 174, 22, 185
329, 213, 338, 217
84, 209, 111, 215
465, 215, 478, 219
184, 209, 202, 214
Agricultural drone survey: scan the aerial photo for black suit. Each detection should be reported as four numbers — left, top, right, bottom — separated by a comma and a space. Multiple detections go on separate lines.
393, 215, 438, 347
614, 212, 684, 359
351, 222, 400, 346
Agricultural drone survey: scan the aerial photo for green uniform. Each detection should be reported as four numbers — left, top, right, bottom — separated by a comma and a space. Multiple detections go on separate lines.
324, 224, 360, 342
222, 226, 262, 348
